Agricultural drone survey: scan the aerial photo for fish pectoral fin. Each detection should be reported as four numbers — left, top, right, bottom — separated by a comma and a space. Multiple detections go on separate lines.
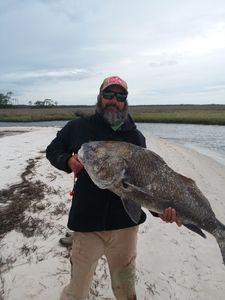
121, 198, 142, 224
121, 180, 152, 197
184, 224, 206, 238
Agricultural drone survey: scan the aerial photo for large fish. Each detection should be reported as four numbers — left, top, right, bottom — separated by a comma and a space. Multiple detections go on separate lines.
78, 141, 225, 264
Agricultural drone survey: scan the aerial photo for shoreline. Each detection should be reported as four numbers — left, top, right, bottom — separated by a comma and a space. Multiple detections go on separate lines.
1, 120, 225, 126
1, 124, 225, 168
179, 141, 225, 167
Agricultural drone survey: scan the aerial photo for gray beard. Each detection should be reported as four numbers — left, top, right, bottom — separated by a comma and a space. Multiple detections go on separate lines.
96, 100, 128, 126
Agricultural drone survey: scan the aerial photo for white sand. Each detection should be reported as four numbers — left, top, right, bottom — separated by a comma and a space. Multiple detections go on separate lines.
0, 127, 225, 300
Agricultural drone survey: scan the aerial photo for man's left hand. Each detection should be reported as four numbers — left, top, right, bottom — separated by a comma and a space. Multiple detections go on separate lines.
159, 207, 182, 227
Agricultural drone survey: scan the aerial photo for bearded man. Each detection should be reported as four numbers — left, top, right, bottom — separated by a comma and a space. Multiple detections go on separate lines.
46, 76, 181, 300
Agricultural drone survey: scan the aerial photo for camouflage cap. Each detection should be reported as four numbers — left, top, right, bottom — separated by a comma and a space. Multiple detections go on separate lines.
100, 76, 128, 93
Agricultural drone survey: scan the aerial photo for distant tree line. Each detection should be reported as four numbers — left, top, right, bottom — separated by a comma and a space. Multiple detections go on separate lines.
32, 99, 58, 107
0, 92, 57, 108
0, 92, 14, 107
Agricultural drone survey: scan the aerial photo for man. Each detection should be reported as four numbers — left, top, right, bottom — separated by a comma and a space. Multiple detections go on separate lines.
46, 76, 181, 300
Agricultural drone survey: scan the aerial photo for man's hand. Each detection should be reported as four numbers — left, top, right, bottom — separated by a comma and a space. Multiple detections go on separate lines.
159, 207, 182, 227
67, 154, 84, 175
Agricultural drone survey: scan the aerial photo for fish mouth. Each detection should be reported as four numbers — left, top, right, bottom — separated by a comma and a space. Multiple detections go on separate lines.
77, 146, 84, 163
78, 143, 93, 162
78, 143, 99, 166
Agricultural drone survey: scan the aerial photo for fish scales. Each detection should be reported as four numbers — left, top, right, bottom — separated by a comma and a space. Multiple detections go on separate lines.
78, 140, 225, 264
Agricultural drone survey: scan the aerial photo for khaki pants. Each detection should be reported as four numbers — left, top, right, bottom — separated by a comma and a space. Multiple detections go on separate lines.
60, 226, 138, 300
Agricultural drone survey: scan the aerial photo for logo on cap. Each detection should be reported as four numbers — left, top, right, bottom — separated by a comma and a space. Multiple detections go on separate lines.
101, 76, 128, 92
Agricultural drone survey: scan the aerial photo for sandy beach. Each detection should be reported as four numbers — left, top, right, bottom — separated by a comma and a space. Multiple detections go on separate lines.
0, 127, 225, 300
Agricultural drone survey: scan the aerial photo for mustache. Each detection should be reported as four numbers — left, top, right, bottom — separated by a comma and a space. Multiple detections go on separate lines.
104, 104, 119, 109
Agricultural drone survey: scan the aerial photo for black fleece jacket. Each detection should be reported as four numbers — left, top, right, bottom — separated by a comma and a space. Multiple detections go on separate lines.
46, 113, 147, 232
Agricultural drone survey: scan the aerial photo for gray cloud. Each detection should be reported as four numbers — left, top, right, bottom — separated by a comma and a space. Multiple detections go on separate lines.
0, 0, 225, 104
1, 68, 90, 82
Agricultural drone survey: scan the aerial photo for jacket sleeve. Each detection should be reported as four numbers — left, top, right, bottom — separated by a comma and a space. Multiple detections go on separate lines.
136, 130, 146, 148
46, 122, 73, 173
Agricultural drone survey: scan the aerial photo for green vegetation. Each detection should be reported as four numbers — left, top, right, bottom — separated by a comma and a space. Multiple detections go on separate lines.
0, 107, 94, 122
0, 90, 224, 124
0, 92, 14, 107
0, 91, 57, 108
33, 99, 58, 107
0, 105, 225, 125
131, 109, 225, 125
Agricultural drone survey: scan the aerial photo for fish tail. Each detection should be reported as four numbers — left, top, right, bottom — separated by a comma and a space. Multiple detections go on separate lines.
184, 224, 206, 238
213, 220, 225, 265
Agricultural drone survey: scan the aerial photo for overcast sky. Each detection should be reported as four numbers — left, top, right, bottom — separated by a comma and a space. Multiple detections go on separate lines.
1, 0, 225, 105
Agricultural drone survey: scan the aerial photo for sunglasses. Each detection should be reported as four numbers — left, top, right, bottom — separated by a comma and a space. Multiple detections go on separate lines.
101, 91, 128, 102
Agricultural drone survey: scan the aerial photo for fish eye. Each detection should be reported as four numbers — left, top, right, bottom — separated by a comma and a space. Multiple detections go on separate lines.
93, 165, 100, 172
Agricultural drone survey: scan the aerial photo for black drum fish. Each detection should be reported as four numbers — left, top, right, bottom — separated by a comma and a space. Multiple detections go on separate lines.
78, 141, 225, 264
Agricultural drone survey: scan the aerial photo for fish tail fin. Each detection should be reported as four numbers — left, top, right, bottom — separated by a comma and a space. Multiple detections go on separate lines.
213, 220, 225, 265
184, 224, 206, 238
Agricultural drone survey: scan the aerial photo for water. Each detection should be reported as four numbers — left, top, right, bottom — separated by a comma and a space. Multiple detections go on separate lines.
0, 121, 224, 166
0, 120, 67, 128
137, 123, 225, 166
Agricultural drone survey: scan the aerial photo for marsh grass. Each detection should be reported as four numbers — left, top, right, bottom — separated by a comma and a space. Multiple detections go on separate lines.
0, 105, 225, 125
0, 107, 94, 122
132, 110, 225, 125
